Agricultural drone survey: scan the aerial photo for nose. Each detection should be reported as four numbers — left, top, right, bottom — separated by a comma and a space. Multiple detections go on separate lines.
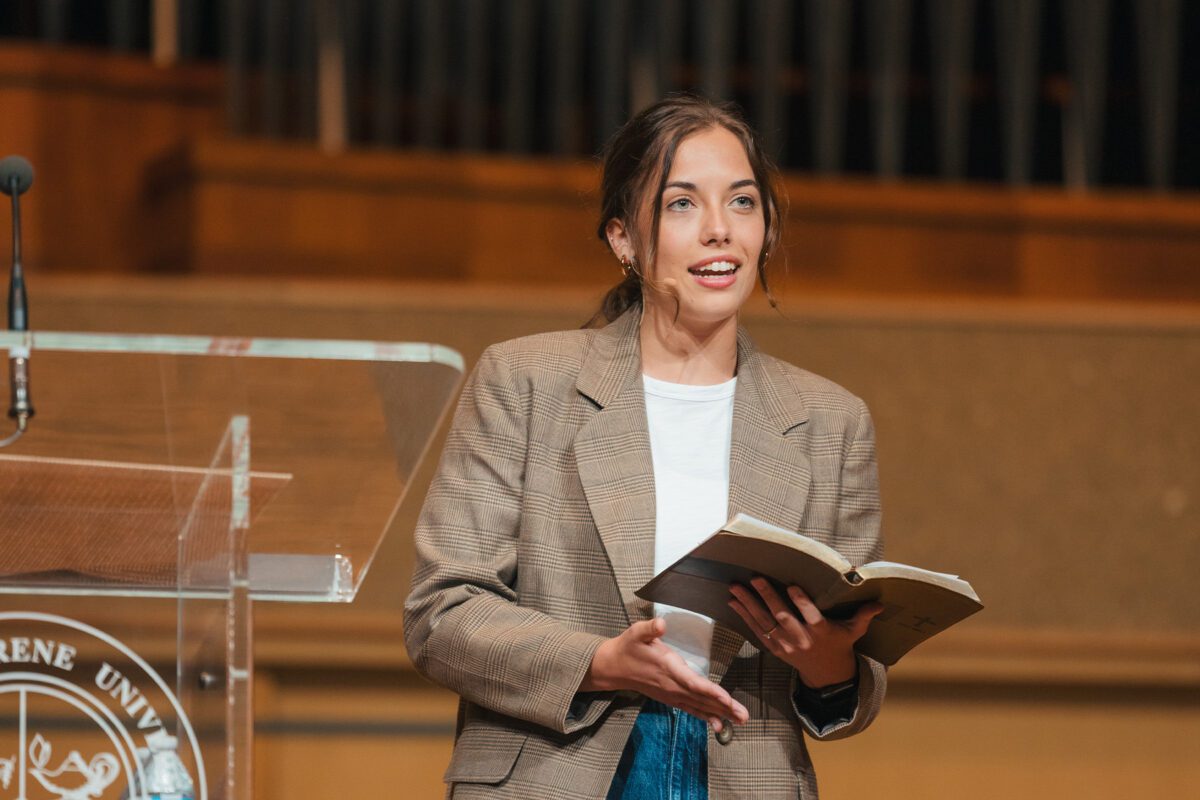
701, 205, 731, 245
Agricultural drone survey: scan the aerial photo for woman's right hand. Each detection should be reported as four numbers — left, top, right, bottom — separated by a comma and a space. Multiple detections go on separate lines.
579, 618, 749, 730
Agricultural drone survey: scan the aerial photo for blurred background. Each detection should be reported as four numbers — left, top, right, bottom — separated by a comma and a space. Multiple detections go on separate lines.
1, 1, 1197, 797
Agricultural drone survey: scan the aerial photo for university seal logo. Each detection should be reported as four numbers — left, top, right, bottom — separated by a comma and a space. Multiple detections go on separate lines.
0, 612, 205, 800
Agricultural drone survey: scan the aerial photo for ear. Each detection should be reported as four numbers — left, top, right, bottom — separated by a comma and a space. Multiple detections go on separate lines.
605, 218, 633, 262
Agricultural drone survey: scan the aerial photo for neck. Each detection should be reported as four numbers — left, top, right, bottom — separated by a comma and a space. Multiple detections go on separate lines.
639, 306, 738, 385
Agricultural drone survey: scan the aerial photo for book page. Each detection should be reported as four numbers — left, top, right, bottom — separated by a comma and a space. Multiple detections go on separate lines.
855, 562, 979, 601
863, 560, 959, 579
723, 513, 854, 573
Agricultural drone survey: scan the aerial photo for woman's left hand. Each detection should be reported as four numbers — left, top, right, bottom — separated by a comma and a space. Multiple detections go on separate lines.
728, 577, 883, 689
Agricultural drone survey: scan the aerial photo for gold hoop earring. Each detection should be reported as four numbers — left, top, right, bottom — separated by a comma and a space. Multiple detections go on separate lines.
620, 255, 636, 277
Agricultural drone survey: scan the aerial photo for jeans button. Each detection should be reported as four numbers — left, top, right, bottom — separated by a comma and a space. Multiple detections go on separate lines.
716, 720, 734, 745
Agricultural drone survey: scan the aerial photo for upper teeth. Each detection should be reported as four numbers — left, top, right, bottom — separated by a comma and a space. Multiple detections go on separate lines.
695, 261, 736, 274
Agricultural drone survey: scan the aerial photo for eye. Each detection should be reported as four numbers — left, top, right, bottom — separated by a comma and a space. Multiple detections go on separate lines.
666, 197, 694, 211
731, 194, 757, 210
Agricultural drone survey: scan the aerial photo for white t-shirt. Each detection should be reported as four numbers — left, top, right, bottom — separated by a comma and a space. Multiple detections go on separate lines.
643, 373, 737, 677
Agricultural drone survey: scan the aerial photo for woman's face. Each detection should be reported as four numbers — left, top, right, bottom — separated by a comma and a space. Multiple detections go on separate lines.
614, 125, 766, 334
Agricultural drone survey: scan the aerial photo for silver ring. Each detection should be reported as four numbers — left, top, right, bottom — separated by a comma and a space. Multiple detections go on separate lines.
763, 626, 778, 641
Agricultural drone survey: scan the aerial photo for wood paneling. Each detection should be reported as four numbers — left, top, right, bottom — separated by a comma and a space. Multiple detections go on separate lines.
143, 137, 1200, 302
0, 44, 223, 273
142, 139, 604, 281
5, 44, 1200, 301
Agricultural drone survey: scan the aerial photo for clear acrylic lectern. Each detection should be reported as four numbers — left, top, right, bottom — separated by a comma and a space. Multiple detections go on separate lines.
0, 330, 463, 800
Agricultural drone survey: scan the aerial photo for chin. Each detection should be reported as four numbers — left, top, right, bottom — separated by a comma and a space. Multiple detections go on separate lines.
675, 301, 745, 330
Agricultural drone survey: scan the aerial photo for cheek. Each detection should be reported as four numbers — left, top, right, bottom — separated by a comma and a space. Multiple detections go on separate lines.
654, 226, 691, 266
742, 266, 761, 296
742, 218, 767, 255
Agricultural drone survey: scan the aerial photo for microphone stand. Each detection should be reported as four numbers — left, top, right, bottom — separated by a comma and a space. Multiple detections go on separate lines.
2, 158, 34, 447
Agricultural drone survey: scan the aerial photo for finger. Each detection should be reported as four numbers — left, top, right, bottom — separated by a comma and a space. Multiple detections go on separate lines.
729, 583, 776, 632
729, 597, 778, 652
786, 586, 827, 626
659, 651, 729, 702
846, 601, 885, 639
631, 618, 666, 643
729, 597, 780, 646
667, 689, 734, 724
750, 576, 795, 624
675, 670, 748, 721
656, 637, 750, 724
675, 673, 748, 723
670, 699, 709, 720
677, 705, 723, 730
681, 699, 734, 725
675, 667, 735, 708
687, 694, 748, 725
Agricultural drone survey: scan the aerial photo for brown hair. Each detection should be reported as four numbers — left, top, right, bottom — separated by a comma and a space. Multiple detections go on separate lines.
590, 94, 784, 325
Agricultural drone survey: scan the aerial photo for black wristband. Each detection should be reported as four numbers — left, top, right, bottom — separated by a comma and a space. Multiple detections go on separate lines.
796, 673, 859, 707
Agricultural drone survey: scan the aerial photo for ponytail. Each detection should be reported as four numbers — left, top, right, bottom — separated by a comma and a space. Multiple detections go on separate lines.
586, 271, 641, 328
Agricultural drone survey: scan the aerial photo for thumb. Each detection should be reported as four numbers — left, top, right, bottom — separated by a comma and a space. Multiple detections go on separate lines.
630, 618, 666, 643
848, 602, 884, 638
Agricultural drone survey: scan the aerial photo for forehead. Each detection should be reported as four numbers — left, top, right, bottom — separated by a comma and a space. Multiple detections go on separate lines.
666, 126, 754, 181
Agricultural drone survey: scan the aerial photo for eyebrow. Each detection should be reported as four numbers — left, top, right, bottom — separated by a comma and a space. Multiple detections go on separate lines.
664, 179, 759, 191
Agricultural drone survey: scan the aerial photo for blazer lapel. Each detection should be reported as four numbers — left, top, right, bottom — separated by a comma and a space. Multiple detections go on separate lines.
573, 310, 656, 626
571, 314, 812, 683
709, 326, 812, 686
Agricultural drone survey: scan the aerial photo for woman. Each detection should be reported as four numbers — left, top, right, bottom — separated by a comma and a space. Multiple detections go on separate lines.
405, 96, 886, 800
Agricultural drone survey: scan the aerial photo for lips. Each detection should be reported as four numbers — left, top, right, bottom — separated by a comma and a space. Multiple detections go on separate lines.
687, 259, 740, 276
685, 258, 742, 290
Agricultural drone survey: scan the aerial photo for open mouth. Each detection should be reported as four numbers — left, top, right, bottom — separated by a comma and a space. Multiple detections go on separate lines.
688, 260, 740, 277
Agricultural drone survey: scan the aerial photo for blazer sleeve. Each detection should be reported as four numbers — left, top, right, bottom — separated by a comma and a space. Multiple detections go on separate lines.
403, 345, 609, 735
793, 396, 888, 740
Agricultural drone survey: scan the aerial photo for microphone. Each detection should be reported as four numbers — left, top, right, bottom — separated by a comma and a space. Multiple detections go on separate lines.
1, 155, 34, 439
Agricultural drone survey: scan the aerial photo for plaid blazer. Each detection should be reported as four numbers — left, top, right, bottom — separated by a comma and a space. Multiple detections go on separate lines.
404, 309, 886, 799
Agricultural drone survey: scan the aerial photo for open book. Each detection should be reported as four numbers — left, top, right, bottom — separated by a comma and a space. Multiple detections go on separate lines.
636, 513, 983, 666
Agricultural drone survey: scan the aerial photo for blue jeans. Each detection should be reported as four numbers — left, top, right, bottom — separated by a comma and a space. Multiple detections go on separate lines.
606, 700, 708, 800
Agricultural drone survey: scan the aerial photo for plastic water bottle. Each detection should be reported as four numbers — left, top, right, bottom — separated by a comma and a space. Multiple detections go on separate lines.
122, 736, 195, 800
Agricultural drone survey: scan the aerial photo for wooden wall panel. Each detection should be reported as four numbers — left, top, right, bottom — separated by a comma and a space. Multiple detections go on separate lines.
0, 44, 224, 273
807, 691, 1200, 798
143, 141, 603, 281
5, 44, 1200, 301
245, 672, 1200, 800
148, 139, 1200, 301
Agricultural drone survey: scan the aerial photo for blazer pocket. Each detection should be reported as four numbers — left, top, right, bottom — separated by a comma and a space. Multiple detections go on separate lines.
444, 724, 528, 784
